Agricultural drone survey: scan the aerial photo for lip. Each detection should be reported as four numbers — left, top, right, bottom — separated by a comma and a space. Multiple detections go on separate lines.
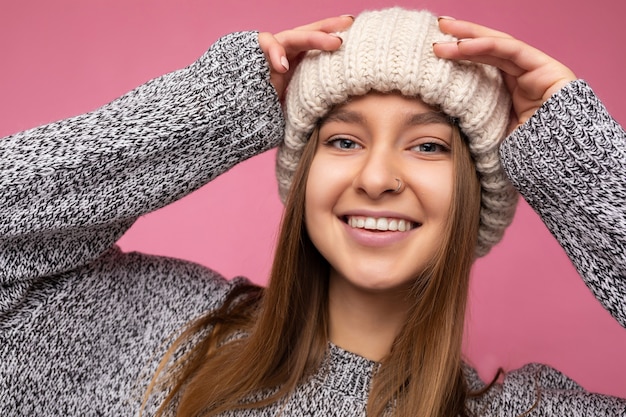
338, 210, 420, 248
341, 221, 416, 247
340, 209, 419, 224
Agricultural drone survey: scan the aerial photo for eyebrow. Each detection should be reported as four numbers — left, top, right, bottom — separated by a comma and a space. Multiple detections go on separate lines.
406, 111, 457, 126
319, 108, 457, 127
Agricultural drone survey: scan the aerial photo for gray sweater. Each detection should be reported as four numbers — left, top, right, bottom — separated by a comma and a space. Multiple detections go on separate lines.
1, 31, 625, 416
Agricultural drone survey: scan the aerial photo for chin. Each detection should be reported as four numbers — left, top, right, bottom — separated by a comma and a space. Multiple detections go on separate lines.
334, 269, 418, 294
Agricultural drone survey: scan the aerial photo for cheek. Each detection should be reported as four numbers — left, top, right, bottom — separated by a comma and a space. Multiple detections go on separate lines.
409, 164, 454, 216
304, 156, 331, 234
305, 158, 321, 206
304, 154, 349, 217
439, 171, 454, 211
304, 154, 353, 251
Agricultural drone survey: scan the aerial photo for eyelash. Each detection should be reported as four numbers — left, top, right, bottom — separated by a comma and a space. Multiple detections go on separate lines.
326, 137, 362, 150
324, 137, 450, 154
411, 141, 451, 154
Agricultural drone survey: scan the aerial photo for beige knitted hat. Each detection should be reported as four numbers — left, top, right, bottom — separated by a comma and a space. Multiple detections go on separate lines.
276, 7, 518, 257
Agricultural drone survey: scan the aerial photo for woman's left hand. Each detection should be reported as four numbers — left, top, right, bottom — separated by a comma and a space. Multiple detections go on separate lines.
433, 17, 576, 133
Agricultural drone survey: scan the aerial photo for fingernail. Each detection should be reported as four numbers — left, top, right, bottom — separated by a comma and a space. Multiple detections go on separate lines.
438, 15, 456, 21
280, 56, 289, 71
456, 38, 472, 45
340, 14, 355, 20
432, 40, 456, 45
329, 33, 343, 44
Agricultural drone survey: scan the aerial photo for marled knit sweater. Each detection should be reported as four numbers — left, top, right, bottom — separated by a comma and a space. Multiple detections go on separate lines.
1, 31, 625, 416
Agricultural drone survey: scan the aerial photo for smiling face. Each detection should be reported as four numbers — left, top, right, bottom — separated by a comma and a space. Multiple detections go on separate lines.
305, 92, 456, 295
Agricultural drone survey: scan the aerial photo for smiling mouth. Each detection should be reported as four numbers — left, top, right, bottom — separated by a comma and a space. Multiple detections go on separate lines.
344, 216, 419, 232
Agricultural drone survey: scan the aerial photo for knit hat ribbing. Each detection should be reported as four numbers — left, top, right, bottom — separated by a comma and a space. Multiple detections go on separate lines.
276, 7, 518, 257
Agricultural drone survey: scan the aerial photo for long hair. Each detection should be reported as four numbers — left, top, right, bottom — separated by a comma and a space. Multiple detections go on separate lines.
144, 122, 482, 417
367, 125, 482, 417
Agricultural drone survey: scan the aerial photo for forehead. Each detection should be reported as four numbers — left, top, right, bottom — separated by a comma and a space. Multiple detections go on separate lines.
320, 91, 453, 127
343, 91, 434, 108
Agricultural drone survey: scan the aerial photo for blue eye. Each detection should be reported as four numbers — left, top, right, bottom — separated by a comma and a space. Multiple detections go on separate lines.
329, 138, 361, 150
413, 142, 449, 153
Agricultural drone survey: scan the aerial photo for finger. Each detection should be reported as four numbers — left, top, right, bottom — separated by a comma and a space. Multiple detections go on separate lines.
433, 41, 525, 77
292, 15, 354, 33
437, 17, 513, 40
268, 44, 289, 73
433, 37, 551, 75
458, 37, 553, 72
455, 37, 577, 89
258, 32, 289, 73
275, 30, 343, 58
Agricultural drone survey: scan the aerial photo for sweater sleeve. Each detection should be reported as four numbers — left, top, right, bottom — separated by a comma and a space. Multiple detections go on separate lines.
499, 80, 626, 328
465, 363, 626, 416
0, 31, 284, 282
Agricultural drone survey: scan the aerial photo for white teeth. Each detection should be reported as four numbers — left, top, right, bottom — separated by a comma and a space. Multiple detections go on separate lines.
346, 216, 414, 232
364, 217, 377, 229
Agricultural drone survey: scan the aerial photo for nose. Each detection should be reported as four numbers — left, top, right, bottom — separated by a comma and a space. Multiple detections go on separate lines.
352, 147, 401, 199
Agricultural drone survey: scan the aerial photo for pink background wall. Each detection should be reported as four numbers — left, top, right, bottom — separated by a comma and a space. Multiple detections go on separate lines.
2, 0, 624, 397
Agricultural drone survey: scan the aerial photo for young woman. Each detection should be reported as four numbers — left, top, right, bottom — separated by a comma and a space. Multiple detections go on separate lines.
1, 7, 624, 417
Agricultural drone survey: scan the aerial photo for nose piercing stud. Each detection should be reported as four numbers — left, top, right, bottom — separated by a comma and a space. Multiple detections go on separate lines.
394, 178, 403, 193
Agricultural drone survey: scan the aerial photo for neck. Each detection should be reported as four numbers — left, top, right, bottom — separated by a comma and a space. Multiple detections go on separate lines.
327, 272, 411, 362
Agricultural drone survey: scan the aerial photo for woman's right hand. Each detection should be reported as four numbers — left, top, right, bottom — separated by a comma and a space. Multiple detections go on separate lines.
258, 16, 353, 100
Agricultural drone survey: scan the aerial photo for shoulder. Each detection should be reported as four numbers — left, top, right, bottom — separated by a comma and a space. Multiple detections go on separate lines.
90, 246, 249, 312
46, 245, 254, 341
465, 362, 626, 416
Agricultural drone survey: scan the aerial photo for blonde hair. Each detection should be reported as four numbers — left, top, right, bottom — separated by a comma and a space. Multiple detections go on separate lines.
144, 121, 482, 417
